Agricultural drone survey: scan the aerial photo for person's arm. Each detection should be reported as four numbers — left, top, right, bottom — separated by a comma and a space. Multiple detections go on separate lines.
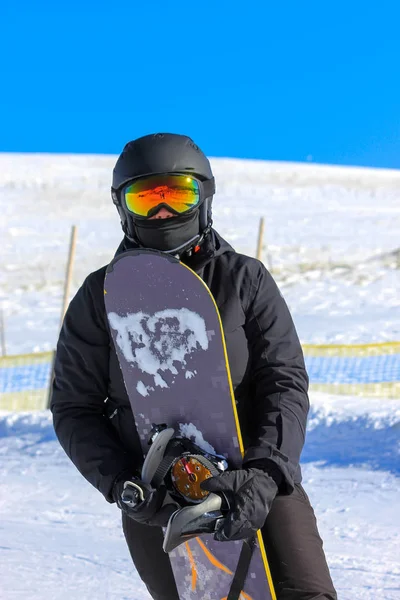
242, 262, 309, 493
51, 270, 136, 503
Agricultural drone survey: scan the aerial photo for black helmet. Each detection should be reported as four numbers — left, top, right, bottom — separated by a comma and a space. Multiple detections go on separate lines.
111, 133, 215, 252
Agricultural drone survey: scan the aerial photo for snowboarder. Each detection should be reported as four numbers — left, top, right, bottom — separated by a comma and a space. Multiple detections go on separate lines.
51, 133, 337, 600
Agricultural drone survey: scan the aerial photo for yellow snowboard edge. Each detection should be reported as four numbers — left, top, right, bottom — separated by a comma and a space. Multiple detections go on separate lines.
179, 260, 277, 600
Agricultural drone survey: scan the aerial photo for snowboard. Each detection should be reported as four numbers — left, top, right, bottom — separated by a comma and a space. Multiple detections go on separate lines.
104, 249, 276, 600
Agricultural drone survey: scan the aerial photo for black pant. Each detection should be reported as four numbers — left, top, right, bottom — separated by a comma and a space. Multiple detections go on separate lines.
121, 484, 337, 600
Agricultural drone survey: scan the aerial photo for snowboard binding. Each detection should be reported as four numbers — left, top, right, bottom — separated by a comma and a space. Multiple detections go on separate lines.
141, 424, 230, 551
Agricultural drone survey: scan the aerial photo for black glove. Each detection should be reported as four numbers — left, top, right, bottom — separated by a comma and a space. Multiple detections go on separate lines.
200, 467, 279, 541
112, 476, 178, 527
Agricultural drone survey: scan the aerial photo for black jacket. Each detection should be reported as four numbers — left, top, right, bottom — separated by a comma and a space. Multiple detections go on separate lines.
51, 231, 309, 502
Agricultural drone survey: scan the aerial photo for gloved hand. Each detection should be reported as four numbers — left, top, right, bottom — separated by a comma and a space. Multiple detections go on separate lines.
200, 467, 279, 541
112, 475, 178, 527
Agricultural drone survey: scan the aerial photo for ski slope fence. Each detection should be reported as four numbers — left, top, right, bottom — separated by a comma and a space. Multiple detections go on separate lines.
0, 342, 399, 411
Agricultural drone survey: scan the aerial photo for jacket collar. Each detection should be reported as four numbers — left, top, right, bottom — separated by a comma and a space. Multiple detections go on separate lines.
114, 229, 234, 274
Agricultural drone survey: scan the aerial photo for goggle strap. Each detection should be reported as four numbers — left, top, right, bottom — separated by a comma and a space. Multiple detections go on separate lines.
202, 177, 215, 197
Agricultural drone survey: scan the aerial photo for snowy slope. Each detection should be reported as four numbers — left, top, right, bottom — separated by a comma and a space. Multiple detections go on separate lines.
0, 394, 399, 600
0, 154, 399, 599
1, 153, 399, 352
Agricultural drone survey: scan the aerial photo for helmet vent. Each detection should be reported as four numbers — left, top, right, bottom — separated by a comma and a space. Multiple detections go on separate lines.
188, 141, 200, 152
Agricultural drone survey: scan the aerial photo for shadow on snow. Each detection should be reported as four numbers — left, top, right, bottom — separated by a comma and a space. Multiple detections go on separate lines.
0, 410, 399, 475
302, 415, 400, 475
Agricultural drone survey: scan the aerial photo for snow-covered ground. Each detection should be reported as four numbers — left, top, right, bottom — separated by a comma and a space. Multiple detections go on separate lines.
1, 395, 399, 600
0, 153, 399, 599
1, 154, 399, 352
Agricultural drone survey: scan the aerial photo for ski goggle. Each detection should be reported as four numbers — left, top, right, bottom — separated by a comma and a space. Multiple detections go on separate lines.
122, 174, 214, 218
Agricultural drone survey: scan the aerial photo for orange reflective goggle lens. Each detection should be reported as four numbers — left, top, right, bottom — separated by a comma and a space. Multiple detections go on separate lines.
124, 174, 201, 217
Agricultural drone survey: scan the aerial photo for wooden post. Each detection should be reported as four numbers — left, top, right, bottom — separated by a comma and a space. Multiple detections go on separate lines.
47, 226, 78, 409
0, 308, 6, 356
60, 225, 78, 329
256, 217, 265, 261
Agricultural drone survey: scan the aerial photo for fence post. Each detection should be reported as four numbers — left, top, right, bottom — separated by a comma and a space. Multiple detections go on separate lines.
256, 217, 265, 261
60, 225, 78, 328
47, 225, 78, 409
0, 308, 6, 356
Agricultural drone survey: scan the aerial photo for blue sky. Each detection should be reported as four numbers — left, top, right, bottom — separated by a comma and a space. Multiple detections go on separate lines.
1, 1, 399, 168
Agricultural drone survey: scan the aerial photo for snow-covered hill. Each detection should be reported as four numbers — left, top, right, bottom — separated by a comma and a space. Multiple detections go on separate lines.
0, 153, 399, 599
1, 153, 399, 353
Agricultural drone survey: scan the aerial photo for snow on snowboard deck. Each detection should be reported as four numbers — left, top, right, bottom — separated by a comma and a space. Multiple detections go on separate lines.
104, 249, 275, 600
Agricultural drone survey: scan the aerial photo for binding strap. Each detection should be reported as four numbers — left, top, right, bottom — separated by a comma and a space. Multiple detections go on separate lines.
227, 536, 257, 600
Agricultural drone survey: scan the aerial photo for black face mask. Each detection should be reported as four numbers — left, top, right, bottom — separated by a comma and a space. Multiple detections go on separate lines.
132, 210, 201, 253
